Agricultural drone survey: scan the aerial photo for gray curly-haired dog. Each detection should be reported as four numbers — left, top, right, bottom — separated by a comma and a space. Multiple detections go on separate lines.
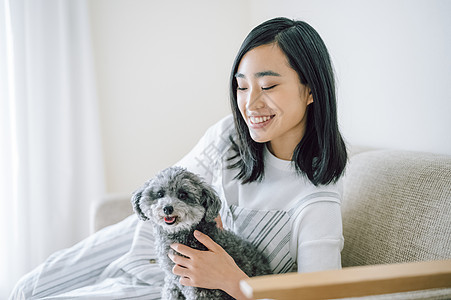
131, 166, 272, 300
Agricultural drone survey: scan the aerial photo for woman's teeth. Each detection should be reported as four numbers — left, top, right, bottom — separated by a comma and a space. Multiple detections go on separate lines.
250, 116, 272, 124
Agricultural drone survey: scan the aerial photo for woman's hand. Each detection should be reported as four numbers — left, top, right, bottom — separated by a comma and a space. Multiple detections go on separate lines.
214, 215, 223, 230
169, 230, 251, 299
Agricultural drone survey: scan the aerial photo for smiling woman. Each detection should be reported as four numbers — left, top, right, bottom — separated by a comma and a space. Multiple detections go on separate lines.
229, 18, 346, 186
10, 17, 347, 300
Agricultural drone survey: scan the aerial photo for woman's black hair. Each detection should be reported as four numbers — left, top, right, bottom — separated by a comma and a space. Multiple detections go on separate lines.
228, 17, 347, 186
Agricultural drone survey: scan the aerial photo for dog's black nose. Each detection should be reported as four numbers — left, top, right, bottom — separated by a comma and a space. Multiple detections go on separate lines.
163, 206, 173, 215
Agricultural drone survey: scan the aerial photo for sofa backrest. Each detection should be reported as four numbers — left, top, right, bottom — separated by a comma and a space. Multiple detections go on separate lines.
341, 149, 451, 267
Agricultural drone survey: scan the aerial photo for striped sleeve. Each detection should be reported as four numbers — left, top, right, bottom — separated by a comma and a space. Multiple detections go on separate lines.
9, 215, 137, 299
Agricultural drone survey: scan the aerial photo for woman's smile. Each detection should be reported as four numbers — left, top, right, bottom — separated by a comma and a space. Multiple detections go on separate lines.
248, 114, 275, 128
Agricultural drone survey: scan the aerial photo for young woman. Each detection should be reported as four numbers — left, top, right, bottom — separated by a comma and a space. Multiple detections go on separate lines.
10, 17, 347, 300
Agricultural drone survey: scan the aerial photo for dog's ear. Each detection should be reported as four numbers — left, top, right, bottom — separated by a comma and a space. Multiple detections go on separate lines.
131, 180, 152, 221
201, 182, 221, 223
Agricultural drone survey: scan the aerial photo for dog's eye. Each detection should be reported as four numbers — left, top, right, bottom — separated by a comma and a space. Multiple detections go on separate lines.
178, 191, 188, 200
156, 190, 165, 198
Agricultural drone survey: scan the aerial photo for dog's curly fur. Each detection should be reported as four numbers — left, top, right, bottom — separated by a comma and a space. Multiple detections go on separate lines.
131, 166, 272, 299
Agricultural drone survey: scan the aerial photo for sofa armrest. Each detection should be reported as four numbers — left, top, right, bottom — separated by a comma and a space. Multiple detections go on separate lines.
90, 194, 134, 233
240, 260, 451, 300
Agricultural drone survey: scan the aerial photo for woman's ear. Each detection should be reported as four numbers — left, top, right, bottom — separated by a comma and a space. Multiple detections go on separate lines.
307, 89, 314, 105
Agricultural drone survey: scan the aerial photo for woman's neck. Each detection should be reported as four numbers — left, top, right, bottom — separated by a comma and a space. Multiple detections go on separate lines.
267, 143, 291, 160
267, 136, 300, 161
267, 122, 306, 161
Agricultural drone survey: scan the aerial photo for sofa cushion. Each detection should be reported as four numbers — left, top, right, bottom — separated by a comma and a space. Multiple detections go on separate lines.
341, 149, 451, 267
91, 194, 133, 233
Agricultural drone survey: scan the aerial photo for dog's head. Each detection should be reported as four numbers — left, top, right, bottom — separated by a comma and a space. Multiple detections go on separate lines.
131, 167, 221, 234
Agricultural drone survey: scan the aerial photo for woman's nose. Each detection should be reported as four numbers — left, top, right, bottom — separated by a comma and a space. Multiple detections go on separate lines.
245, 89, 266, 111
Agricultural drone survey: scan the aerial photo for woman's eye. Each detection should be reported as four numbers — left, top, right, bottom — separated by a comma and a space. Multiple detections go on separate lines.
261, 84, 277, 91
237, 86, 247, 91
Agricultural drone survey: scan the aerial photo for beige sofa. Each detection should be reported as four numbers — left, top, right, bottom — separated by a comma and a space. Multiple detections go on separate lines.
91, 147, 451, 299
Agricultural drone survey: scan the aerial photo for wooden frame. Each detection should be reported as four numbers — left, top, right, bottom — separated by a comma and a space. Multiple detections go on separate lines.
240, 259, 451, 300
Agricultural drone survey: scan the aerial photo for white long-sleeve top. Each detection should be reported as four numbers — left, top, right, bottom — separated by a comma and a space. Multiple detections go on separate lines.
176, 114, 344, 273
10, 114, 344, 299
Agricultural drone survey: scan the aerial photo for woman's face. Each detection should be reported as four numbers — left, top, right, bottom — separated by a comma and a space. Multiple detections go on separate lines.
235, 43, 313, 160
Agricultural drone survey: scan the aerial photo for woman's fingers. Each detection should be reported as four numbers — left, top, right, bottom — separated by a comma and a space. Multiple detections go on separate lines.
170, 243, 199, 257
172, 263, 188, 277
193, 230, 222, 252
168, 251, 190, 267
215, 215, 224, 230
170, 230, 221, 256
169, 231, 245, 294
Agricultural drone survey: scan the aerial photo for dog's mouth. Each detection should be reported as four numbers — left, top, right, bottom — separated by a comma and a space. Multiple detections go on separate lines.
163, 216, 177, 225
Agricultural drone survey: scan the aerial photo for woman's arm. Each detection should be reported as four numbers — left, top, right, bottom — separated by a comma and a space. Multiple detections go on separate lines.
168, 230, 252, 300
294, 200, 344, 272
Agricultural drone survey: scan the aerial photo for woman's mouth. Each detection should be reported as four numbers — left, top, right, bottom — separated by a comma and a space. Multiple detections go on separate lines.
164, 216, 177, 225
248, 115, 275, 128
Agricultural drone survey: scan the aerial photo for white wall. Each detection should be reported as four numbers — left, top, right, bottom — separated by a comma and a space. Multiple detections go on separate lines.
88, 0, 250, 193
249, 0, 451, 155
89, 0, 451, 194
